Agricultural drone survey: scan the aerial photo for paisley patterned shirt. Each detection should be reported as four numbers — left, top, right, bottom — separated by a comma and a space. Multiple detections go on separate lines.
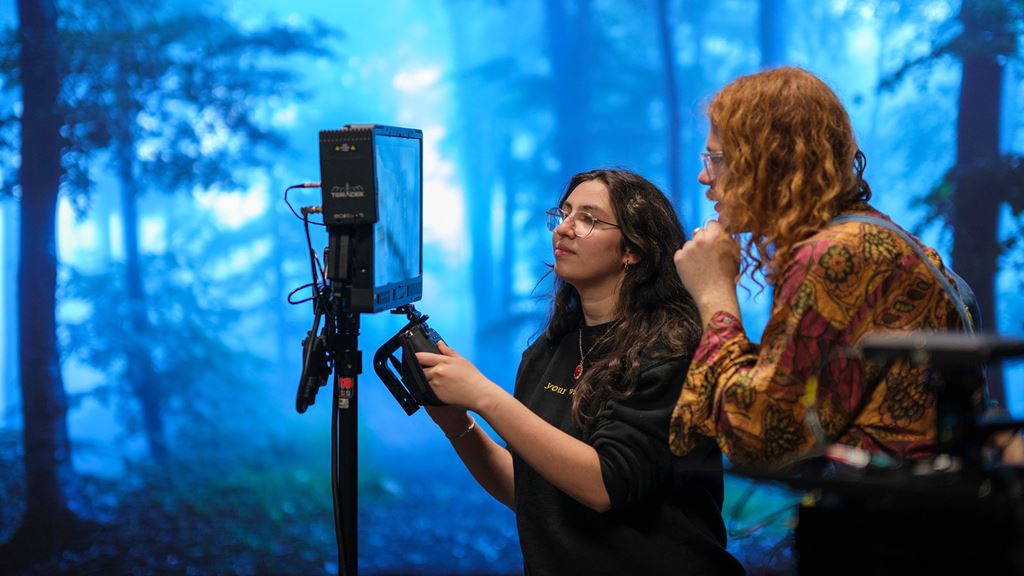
668, 208, 970, 464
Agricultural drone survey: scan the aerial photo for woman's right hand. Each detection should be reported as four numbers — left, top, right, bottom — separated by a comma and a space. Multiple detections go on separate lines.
416, 342, 495, 412
674, 219, 742, 325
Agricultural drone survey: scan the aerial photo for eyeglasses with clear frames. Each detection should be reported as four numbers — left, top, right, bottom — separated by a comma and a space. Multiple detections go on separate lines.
545, 207, 620, 239
700, 151, 726, 179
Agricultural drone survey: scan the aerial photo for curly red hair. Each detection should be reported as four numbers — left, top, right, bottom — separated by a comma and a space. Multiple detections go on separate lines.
708, 66, 871, 283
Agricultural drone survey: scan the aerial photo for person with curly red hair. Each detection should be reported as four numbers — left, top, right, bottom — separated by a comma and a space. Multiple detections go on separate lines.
668, 66, 980, 466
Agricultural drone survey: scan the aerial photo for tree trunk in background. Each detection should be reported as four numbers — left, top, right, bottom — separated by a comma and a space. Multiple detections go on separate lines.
952, 0, 1006, 405
92, 171, 116, 267
544, 0, 592, 181
756, 0, 787, 329
444, 2, 517, 383
681, 7, 708, 230
115, 131, 168, 461
2, 202, 19, 427
270, 177, 290, 370
655, 0, 682, 207
759, 0, 786, 68
1, 0, 79, 564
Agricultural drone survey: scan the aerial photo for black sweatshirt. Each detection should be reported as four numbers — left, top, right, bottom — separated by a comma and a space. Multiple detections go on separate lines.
511, 323, 745, 576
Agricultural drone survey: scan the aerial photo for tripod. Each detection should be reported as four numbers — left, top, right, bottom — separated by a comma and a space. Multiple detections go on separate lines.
296, 227, 362, 576
292, 123, 426, 576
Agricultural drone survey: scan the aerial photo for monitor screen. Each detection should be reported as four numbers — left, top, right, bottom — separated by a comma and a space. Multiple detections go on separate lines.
373, 132, 422, 288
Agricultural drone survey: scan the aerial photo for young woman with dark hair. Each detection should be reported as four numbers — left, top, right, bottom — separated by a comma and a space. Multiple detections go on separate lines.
417, 168, 744, 575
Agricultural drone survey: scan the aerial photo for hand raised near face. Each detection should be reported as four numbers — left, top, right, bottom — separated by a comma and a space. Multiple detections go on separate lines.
674, 220, 742, 325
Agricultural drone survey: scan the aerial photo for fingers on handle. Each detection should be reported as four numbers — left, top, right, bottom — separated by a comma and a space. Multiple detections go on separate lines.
415, 351, 441, 367
437, 340, 459, 357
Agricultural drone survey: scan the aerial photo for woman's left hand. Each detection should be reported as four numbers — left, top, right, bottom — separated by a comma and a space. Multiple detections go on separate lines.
416, 342, 495, 411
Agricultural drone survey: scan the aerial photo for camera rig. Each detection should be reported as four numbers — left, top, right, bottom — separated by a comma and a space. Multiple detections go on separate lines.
287, 124, 438, 576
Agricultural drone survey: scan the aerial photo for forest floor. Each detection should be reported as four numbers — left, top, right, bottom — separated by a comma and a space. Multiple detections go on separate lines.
0, 427, 796, 575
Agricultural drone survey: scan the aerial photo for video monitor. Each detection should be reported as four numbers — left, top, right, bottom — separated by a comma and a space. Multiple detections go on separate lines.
319, 124, 423, 313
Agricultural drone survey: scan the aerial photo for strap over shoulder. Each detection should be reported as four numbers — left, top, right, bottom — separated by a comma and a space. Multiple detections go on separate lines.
828, 213, 979, 333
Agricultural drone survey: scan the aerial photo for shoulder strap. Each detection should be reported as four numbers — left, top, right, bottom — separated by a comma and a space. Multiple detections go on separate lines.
829, 214, 977, 333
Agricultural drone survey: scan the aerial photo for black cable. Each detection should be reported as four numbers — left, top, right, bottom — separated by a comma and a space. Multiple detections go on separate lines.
285, 182, 326, 225
305, 214, 321, 309
286, 182, 327, 308
287, 283, 318, 305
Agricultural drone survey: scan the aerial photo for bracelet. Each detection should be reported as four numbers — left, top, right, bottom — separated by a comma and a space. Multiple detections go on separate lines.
445, 416, 476, 440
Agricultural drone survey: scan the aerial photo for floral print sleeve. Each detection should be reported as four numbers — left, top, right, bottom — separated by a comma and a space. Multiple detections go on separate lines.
669, 212, 964, 464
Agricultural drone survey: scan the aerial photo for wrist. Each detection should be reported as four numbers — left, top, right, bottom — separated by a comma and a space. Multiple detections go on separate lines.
472, 384, 509, 421
444, 415, 477, 440
428, 407, 470, 433
696, 293, 740, 327
437, 413, 472, 438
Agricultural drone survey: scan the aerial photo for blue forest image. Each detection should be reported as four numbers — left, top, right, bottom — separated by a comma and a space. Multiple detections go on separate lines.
2, 0, 1024, 574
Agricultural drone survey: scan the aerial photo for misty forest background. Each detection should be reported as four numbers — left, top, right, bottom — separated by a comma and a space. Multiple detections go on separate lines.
2, 0, 1024, 574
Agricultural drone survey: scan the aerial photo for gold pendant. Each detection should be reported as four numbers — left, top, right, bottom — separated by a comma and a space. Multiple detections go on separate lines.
573, 362, 583, 380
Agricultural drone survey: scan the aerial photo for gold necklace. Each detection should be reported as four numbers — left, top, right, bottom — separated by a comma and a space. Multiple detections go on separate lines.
574, 329, 601, 381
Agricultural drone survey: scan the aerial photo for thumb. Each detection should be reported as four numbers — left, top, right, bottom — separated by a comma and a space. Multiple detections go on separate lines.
437, 340, 459, 358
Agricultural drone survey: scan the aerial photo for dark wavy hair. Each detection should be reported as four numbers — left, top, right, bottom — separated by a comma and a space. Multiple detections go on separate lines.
544, 169, 702, 435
